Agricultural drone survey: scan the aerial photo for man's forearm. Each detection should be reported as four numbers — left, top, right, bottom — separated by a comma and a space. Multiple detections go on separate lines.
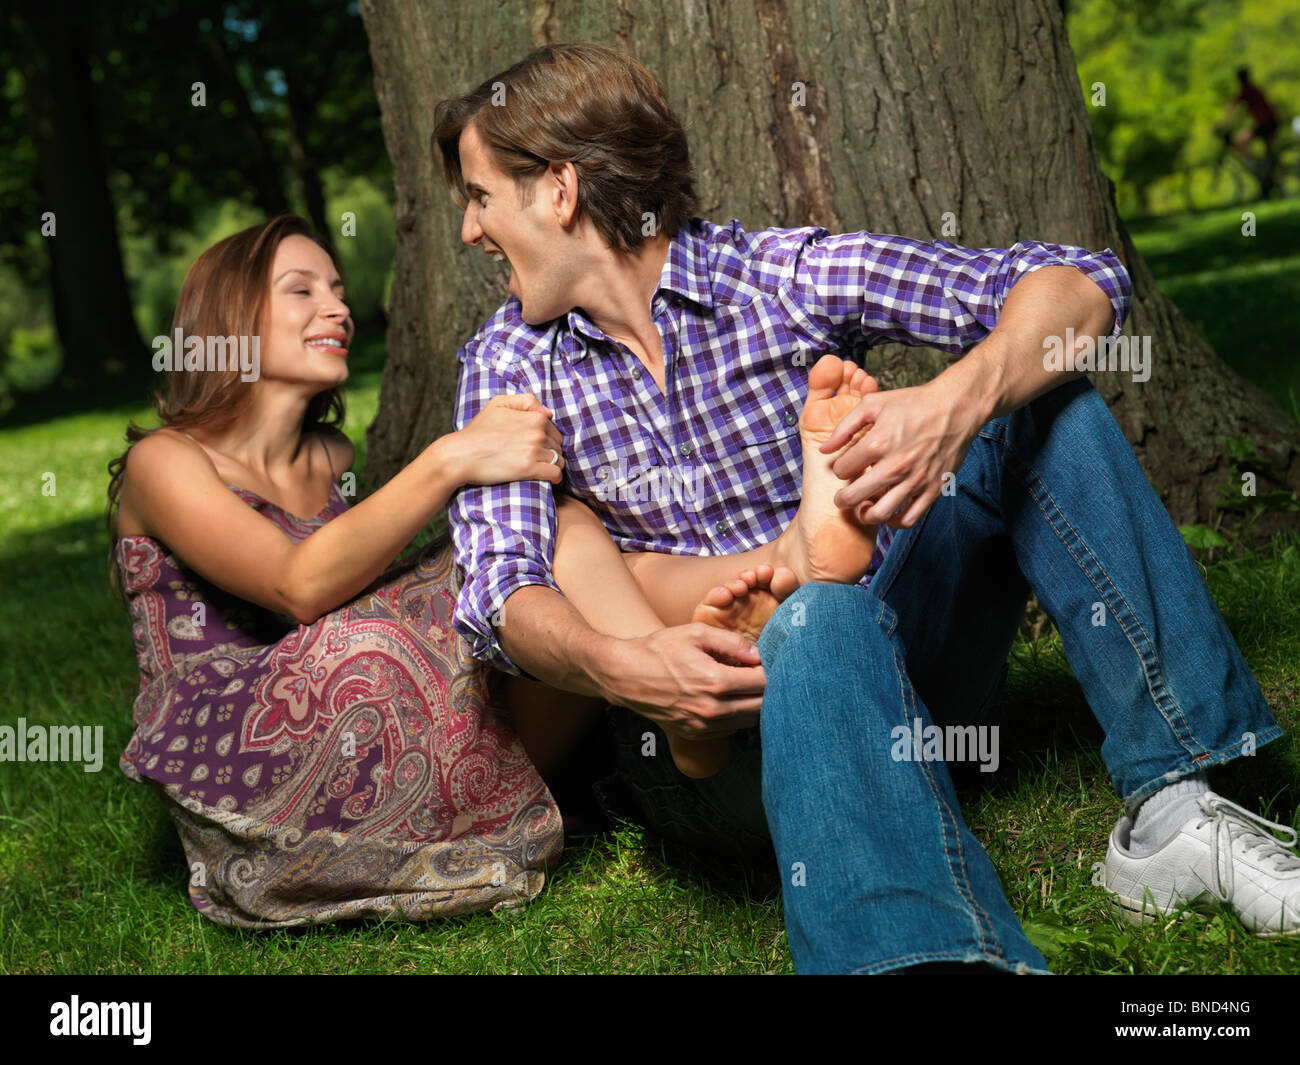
495, 584, 616, 700
935, 264, 1118, 423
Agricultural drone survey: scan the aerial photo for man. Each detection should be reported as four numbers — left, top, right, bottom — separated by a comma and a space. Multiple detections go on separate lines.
435, 43, 1300, 973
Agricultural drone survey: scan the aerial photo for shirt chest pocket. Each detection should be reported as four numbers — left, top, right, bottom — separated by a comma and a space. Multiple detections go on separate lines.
689, 377, 806, 513
565, 423, 684, 525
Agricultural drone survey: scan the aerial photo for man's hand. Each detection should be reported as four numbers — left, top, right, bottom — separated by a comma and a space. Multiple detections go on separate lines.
815, 265, 1118, 530
817, 372, 989, 529
596, 624, 766, 740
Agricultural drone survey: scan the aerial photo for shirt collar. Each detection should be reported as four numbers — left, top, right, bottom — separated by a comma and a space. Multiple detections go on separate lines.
564, 220, 713, 360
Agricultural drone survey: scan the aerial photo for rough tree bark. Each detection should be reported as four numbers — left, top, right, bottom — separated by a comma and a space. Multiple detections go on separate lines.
358, 0, 1300, 536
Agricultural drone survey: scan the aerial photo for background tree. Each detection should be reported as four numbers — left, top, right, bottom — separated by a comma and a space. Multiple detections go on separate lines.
9, 0, 146, 387
358, 0, 1300, 537
0, 0, 390, 403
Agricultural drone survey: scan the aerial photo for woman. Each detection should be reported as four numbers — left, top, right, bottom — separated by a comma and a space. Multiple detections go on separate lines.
109, 215, 874, 929
108, 215, 582, 929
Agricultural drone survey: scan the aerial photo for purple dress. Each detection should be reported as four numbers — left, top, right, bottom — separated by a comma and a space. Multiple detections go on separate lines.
114, 478, 563, 929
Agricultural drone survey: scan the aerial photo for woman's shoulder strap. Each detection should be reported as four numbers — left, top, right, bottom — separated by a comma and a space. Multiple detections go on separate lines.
317, 433, 337, 479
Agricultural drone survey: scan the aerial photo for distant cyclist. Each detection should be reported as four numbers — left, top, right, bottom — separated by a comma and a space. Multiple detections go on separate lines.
1221, 66, 1281, 195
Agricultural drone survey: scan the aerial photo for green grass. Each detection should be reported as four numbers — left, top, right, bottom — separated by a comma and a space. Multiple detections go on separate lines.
4, 211, 1300, 974
1127, 198, 1300, 422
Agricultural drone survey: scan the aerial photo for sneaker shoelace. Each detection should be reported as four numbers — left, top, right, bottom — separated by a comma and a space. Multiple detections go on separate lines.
1195, 794, 1300, 903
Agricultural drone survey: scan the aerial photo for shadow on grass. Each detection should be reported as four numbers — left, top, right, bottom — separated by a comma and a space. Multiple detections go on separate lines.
951, 650, 1300, 820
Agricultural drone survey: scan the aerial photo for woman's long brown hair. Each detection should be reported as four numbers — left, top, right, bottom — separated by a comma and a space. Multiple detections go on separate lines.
106, 214, 346, 590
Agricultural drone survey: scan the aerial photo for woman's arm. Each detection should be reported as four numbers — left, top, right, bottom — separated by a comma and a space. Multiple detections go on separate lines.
122, 395, 563, 623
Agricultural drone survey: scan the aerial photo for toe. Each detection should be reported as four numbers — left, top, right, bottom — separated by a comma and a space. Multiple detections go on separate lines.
807, 353, 842, 398
705, 584, 734, 608
771, 566, 800, 600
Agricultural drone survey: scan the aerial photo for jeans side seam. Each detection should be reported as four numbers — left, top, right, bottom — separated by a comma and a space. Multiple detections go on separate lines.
887, 629, 1000, 959
997, 438, 1210, 764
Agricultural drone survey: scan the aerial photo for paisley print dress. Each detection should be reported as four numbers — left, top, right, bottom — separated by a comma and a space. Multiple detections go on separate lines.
114, 478, 563, 929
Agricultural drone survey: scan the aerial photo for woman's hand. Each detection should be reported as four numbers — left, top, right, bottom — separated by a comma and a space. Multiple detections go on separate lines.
449, 393, 567, 487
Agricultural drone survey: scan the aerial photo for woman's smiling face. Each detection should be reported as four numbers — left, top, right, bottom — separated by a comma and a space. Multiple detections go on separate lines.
259, 234, 353, 390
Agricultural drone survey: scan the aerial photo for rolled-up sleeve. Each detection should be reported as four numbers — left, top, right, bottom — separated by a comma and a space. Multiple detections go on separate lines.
779, 229, 1131, 353
448, 335, 562, 675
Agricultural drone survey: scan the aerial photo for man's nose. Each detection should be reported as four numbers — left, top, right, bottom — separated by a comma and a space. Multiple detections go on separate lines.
460, 203, 482, 246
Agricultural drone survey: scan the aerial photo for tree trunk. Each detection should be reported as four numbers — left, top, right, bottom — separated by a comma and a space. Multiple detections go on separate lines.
358, 0, 1300, 536
13, 0, 145, 384
284, 76, 334, 254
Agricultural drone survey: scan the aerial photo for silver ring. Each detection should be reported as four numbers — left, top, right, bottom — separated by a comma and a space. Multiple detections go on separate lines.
548, 449, 560, 466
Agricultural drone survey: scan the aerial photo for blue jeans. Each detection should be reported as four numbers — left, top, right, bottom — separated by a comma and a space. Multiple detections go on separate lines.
596, 376, 1282, 973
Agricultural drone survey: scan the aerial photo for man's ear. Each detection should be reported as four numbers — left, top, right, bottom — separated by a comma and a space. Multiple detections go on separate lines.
549, 160, 580, 228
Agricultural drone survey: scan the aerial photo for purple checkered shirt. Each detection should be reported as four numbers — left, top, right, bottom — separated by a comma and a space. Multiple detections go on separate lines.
449, 217, 1131, 673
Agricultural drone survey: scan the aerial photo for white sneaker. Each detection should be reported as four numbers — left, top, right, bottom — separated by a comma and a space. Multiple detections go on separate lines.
1104, 791, 1300, 936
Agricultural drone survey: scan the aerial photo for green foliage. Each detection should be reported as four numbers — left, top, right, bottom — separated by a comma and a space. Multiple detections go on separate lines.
124, 199, 265, 344
1179, 523, 1230, 548
0, 0, 391, 392
324, 174, 395, 324
1069, 0, 1300, 216
1023, 911, 1147, 971
4, 327, 59, 391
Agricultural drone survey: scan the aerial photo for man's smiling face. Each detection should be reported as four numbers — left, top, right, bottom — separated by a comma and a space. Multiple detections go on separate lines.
458, 120, 573, 325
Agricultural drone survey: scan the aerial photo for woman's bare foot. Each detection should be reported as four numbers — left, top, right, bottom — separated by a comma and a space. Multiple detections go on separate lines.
667, 564, 798, 779
774, 354, 879, 585
690, 563, 800, 641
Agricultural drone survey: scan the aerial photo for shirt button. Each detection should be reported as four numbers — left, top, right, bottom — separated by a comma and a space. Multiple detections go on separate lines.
679, 442, 692, 458
784, 409, 797, 426
715, 520, 728, 534
632, 365, 642, 380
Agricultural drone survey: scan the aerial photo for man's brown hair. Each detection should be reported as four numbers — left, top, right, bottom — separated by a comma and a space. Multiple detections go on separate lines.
432, 43, 698, 252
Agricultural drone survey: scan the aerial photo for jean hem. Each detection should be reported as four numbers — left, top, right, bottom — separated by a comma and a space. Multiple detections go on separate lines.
1121, 723, 1287, 811
848, 948, 1051, 975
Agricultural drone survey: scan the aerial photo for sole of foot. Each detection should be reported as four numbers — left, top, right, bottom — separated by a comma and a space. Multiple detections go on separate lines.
668, 564, 798, 779
779, 353, 880, 585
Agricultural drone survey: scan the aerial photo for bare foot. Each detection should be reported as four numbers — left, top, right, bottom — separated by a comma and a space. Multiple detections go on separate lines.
690, 563, 800, 641
774, 354, 879, 585
667, 564, 798, 779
